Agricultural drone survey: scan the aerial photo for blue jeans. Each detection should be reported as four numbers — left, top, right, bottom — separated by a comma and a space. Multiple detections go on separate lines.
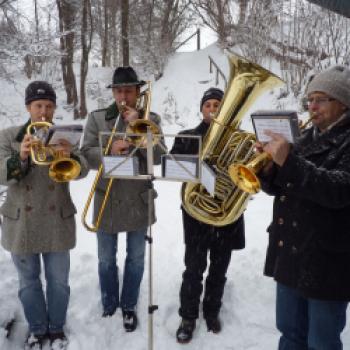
276, 283, 348, 350
97, 228, 146, 313
11, 252, 70, 335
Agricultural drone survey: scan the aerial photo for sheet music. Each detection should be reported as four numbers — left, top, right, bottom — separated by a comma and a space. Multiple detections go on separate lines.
48, 130, 82, 146
201, 162, 216, 197
103, 156, 138, 177
253, 118, 294, 143
164, 158, 198, 181
47, 125, 83, 146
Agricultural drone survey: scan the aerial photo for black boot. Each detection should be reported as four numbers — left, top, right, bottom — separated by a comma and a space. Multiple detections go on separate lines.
176, 318, 196, 344
122, 310, 138, 332
24, 333, 47, 350
49, 332, 68, 350
205, 317, 221, 333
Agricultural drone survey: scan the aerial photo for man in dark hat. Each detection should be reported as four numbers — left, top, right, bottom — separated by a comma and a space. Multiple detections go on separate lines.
170, 87, 245, 343
0, 80, 88, 350
81, 66, 166, 332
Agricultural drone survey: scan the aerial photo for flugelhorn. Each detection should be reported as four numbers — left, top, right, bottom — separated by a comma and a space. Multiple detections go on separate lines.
228, 115, 314, 194
27, 121, 81, 182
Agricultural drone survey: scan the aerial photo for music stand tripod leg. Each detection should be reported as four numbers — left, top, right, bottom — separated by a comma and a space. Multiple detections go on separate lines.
145, 128, 158, 350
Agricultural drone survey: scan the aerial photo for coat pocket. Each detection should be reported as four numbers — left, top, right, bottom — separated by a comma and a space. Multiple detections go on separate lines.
60, 201, 77, 219
0, 202, 20, 220
140, 188, 158, 204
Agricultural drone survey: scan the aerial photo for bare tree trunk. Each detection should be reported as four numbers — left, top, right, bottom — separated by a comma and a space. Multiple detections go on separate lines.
34, 0, 39, 41
56, 0, 79, 118
121, 0, 129, 66
79, 0, 92, 118
101, 0, 109, 66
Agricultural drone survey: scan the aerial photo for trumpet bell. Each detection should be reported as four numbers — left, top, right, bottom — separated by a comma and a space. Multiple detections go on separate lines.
49, 158, 81, 182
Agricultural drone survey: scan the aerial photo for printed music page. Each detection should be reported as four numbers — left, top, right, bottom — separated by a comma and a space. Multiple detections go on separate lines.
162, 155, 199, 181
103, 156, 139, 177
201, 162, 216, 197
47, 125, 83, 146
251, 111, 300, 143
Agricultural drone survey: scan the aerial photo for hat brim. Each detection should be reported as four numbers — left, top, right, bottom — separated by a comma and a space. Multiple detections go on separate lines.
107, 80, 146, 88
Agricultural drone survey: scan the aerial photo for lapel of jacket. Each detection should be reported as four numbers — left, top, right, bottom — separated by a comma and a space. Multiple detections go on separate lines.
299, 116, 350, 158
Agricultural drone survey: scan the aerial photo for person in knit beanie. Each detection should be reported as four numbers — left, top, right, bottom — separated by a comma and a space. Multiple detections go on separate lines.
256, 65, 350, 349
170, 87, 245, 343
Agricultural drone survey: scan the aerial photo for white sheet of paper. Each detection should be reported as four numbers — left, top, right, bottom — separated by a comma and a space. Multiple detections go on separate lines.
201, 162, 216, 197
165, 159, 197, 181
254, 118, 294, 143
103, 156, 137, 177
48, 130, 82, 146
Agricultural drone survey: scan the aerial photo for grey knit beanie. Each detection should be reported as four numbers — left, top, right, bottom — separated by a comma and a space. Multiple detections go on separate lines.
306, 65, 350, 108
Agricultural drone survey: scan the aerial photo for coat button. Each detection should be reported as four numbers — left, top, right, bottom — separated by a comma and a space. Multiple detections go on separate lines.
280, 195, 286, 202
26, 185, 32, 191
286, 182, 293, 188
292, 246, 298, 254
48, 184, 55, 191
278, 218, 284, 225
278, 240, 284, 247
49, 204, 56, 211
25, 205, 32, 212
292, 221, 297, 227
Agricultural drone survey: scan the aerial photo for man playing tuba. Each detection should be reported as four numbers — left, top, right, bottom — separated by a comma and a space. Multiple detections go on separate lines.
171, 87, 246, 343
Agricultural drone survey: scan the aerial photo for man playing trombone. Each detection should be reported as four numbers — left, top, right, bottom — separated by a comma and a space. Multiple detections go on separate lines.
0, 81, 88, 350
81, 66, 166, 332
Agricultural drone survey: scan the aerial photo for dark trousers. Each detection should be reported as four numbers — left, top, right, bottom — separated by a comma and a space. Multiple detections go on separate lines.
179, 233, 233, 320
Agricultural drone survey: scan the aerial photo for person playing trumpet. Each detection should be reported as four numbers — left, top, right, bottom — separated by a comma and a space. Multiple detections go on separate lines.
81, 66, 166, 332
0, 81, 88, 350
257, 66, 350, 350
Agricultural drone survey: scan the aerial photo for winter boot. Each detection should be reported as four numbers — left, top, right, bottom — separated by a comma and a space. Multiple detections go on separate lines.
24, 333, 46, 350
205, 317, 221, 333
176, 318, 196, 344
122, 310, 138, 332
49, 332, 68, 350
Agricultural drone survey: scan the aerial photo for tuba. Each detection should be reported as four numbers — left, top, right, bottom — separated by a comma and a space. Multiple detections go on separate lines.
181, 54, 283, 226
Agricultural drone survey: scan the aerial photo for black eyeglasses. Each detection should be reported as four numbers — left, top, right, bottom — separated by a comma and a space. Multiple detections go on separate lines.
306, 97, 335, 107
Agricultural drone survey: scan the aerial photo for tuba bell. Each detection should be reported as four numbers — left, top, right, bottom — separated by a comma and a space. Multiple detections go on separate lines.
181, 54, 283, 226
27, 121, 81, 182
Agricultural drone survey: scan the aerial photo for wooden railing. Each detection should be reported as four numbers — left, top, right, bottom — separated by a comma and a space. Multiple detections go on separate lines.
175, 28, 201, 51
208, 55, 227, 88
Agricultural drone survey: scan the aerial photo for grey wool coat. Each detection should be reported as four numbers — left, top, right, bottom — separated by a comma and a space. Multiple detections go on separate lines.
0, 120, 89, 254
81, 102, 167, 233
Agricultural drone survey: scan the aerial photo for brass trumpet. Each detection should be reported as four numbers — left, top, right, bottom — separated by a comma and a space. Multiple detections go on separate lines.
228, 115, 314, 194
27, 121, 81, 182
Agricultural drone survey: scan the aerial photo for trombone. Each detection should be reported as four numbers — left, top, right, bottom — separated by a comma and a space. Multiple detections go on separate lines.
81, 81, 161, 232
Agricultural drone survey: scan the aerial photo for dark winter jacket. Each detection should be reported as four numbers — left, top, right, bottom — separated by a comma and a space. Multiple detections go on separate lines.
171, 121, 245, 250
260, 111, 350, 300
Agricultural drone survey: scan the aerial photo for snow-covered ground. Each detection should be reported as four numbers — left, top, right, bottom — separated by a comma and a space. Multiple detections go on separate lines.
1, 44, 350, 349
